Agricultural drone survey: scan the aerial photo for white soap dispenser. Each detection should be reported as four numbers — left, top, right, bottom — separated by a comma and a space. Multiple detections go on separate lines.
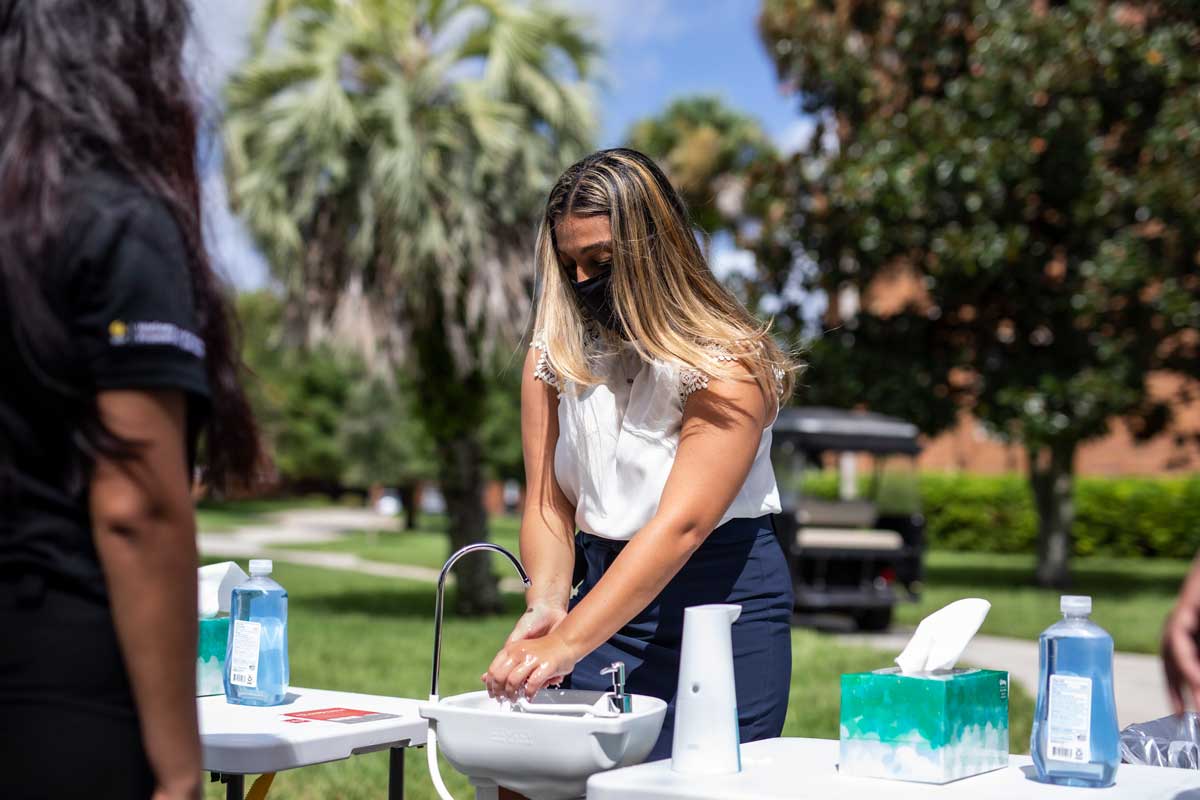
671, 603, 742, 775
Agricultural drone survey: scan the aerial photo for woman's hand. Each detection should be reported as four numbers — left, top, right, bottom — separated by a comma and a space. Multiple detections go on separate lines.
483, 631, 580, 700
506, 604, 568, 644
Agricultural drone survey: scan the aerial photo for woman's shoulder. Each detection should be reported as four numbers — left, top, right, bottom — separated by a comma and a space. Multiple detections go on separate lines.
529, 335, 560, 389
672, 341, 790, 412
676, 346, 740, 402
529, 325, 619, 392
62, 168, 182, 255
55, 167, 192, 304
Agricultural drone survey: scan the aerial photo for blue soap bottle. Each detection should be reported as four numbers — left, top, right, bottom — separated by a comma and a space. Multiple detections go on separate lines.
224, 559, 289, 706
1031, 595, 1119, 787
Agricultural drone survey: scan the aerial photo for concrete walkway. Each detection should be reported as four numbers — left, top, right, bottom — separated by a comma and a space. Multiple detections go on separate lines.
202, 507, 1173, 727
837, 628, 1171, 728
198, 507, 529, 592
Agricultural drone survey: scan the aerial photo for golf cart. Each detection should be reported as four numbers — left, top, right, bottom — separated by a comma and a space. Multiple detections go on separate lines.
770, 407, 925, 631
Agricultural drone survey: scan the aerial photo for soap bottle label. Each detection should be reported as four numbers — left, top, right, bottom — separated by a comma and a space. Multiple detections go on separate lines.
1047, 674, 1092, 763
229, 619, 262, 688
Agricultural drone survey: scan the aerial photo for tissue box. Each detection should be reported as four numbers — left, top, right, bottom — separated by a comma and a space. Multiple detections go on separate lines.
196, 617, 230, 697
840, 667, 1009, 783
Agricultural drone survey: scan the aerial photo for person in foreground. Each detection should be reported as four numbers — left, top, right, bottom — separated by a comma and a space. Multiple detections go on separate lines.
0, 2, 260, 798
484, 148, 799, 763
1163, 556, 1200, 715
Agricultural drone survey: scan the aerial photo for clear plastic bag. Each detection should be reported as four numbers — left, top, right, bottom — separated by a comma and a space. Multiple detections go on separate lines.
1121, 712, 1200, 769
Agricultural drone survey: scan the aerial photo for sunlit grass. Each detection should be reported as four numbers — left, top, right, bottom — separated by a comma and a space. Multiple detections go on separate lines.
194, 496, 332, 532
293, 513, 522, 572
898, 551, 1188, 655
297, 517, 1185, 655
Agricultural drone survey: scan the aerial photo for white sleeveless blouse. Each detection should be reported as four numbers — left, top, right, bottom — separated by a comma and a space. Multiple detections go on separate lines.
532, 339, 782, 541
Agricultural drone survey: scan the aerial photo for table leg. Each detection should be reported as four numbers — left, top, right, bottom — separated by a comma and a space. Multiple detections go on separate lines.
210, 772, 244, 800
388, 747, 404, 800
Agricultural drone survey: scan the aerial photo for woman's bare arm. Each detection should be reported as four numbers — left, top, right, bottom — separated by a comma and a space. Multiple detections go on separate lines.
509, 348, 577, 640
486, 366, 771, 697
1163, 555, 1200, 713
90, 389, 202, 799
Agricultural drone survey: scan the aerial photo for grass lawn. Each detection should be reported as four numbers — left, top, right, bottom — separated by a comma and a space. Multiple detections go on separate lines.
299, 519, 1188, 654
897, 551, 1190, 655
294, 513, 522, 571
201, 560, 1033, 800
195, 497, 333, 532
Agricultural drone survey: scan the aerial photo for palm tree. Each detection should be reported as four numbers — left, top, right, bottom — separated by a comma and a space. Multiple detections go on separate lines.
224, 0, 596, 613
626, 95, 774, 257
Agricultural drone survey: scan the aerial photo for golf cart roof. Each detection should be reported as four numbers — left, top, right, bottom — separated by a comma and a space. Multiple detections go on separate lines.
772, 406, 922, 455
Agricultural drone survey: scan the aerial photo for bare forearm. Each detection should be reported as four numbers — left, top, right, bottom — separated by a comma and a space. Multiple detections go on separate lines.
96, 513, 201, 788
519, 507, 576, 609
1177, 556, 1200, 610
555, 515, 703, 657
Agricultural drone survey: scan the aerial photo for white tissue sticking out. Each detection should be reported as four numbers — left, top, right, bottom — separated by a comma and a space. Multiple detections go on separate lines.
198, 561, 249, 619
895, 598, 990, 675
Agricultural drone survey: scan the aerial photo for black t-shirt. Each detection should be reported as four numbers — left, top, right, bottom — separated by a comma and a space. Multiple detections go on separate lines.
0, 170, 210, 600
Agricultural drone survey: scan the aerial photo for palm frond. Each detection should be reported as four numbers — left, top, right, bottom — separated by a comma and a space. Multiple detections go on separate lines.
223, 0, 598, 370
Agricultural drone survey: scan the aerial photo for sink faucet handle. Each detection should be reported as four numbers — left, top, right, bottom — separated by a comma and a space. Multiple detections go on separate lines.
600, 661, 631, 713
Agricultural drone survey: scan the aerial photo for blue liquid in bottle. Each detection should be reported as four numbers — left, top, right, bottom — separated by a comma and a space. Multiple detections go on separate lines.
224, 559, 289, 706
1031, 595, 1119, 787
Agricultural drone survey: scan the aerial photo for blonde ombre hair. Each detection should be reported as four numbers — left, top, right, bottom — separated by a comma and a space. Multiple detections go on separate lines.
532, 148, 797, 404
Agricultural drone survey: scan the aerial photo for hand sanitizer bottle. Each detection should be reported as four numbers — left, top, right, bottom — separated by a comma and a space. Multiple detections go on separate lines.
1031, 595, 1119, 787
224, 559, 289, 706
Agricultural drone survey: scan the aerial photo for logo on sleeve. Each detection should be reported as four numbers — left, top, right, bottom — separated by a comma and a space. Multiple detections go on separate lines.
108, 320, 129, 344
108, 319, 205, 358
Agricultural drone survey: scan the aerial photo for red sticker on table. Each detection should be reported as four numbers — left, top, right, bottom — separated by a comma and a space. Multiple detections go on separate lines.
282, 707, 398, 724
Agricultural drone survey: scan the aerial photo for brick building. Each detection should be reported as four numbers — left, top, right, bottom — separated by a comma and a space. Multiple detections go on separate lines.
842, 266, 1200, 477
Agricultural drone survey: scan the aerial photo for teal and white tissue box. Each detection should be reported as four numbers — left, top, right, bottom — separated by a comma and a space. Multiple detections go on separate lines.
196, 617, 230, 697
195, 561, 247, 697
840, 667, 1009, 783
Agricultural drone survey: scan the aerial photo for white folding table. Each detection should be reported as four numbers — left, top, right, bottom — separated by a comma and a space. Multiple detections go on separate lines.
198, 687, 428, 799
587, 738, 1200, 799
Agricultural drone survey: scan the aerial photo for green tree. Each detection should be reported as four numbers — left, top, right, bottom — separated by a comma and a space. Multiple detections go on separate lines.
237, 292, 351, 491
480, 359, 525, 484
339, 374, 437, 530
626, 95, 775, 250
224, 0, 595, 612
756, 1, 1200, 586
238, 291, 437, 501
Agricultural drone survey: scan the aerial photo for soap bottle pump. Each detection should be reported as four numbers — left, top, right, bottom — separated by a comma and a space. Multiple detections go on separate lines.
671, 604, 742, 775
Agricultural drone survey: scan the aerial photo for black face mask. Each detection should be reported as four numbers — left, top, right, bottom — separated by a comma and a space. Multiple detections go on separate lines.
571, 270, 623, 334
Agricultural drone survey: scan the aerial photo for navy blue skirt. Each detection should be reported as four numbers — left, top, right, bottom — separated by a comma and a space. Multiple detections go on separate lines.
565, 515, 794, 761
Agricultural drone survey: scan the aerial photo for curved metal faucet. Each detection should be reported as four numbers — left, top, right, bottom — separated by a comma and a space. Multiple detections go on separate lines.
431, 542, 531, 699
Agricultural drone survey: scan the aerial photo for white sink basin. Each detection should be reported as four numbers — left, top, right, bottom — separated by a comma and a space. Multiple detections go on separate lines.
420, 690, 667, 800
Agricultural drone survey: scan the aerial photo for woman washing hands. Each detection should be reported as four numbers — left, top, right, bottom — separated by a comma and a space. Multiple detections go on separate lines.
483, 149, 797, 761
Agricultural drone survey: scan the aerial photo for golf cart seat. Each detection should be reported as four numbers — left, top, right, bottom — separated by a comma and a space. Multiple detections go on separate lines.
771, 406, 926, 632
796, 499, 877, 528
795, 527, 905, 552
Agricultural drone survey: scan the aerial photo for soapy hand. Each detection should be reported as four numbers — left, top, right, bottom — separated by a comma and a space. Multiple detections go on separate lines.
483, 631, 579, 701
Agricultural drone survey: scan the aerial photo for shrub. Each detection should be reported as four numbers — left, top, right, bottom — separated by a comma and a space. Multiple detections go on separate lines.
790, 471, 1200, 558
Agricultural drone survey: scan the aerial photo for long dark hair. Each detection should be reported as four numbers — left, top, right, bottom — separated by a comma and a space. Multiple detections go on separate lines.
0, 0, 260, 488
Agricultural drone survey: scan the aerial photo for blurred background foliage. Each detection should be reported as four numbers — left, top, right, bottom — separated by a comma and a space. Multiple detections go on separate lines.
219, 0, 1200, 606
747, 0, 1200, 586
224, 0, 596, 612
